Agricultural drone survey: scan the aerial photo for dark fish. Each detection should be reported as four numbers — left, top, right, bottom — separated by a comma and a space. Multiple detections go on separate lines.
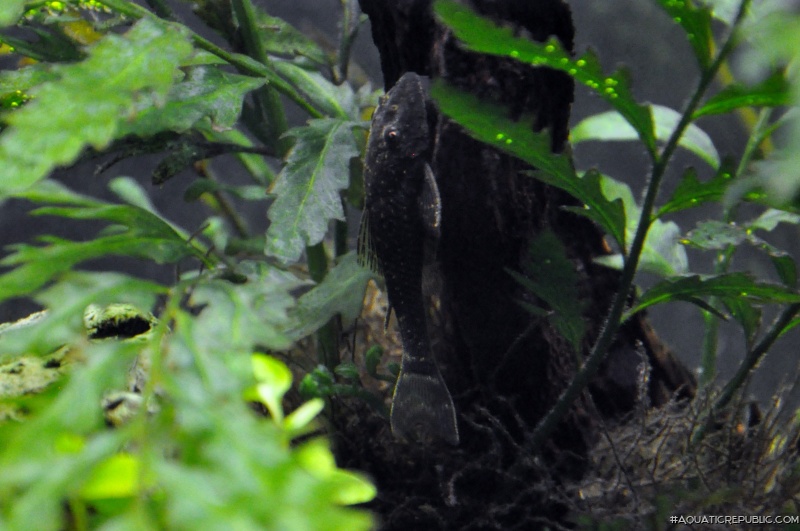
359, 72, 459, 445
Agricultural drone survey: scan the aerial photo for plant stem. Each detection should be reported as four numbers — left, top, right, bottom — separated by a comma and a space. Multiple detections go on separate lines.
231, 0, 292, 156
196, 162, 251, 239
307, 243, 339, 369
693, 302, 800, 444
335, 0, 359, 83
699, 108, 773, 386
527, 0, 752, 452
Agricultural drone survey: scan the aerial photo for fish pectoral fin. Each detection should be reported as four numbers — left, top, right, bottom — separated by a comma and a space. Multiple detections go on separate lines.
419, 163, 441, 241
390, 363, 459, 445
356, 212, 382, 276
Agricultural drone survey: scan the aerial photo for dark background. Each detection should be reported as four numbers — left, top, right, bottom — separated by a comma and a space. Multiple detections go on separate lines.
1, 0, 799, 404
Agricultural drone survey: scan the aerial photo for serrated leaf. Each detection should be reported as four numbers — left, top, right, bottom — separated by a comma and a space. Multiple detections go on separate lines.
572, 105, 720, 169
287, 253, 373, 340
273, 61, 357, 120
0, 1, 25, 27
0, 184, 201, 302
682, 220, 746, 250
656, 0, 714, 71
623, 273, 800, 321
683, 216, 798, 286
694, 71, 791, 118
657, 164, 734, 217
188, 265, 299, 354
513, 230, 585, 352
433, 0, 656, 155
555, 170, 627, 251
0, 64, 58, 95
12, 178, 99, 207
258, 13, 328, 65
265, 119, 359, 264
0, 19, 194, 196
430, 80, 627, 249
119, 66, 265, 137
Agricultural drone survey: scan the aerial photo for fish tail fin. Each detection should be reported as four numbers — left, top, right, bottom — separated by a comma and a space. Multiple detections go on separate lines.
390, 362, 459, 445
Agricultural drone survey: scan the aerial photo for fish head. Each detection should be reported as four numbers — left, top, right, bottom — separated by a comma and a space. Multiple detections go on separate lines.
370, 72, 430, 162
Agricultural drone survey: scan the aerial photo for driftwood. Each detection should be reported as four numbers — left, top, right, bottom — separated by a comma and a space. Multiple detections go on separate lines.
333, 1, 696, 527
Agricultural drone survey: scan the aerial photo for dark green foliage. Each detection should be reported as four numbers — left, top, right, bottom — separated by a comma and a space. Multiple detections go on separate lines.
512, 230, 585, 353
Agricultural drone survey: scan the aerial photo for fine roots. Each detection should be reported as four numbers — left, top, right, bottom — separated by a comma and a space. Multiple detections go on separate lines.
566, 388, 800, 530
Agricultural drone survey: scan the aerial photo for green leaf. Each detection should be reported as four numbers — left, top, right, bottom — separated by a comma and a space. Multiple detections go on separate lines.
748, 208, 800, 232
257, 13, 328, 65
694, 71, 791, 118
0, 1, 25, 27
0, 64, 58, 95
683, 216, 798, 287
623, 273, 800, 321
265, 119, 359, 264
365, 345, 384, 378
334, 362, 360, 381
294, 440, 377, 505
572, 105, 720, 169
551, 170, 627, 251
273, 61, 358, 120
720, 296, 761, 346
512, 230, 585, 352
251, 354, 293, 421
187, 264, 299, 354
80, 453, 141, 500
287, 253, 373, 340
681, 220, 746, 250
326, 469, 379, 505
430, 80, 627, 249
657, 164, 734, 217
433, 0, 657, 155
0, 183, 200, 303
284, 398, 325, 434
108, 176, 159, 214
118, 66, 265, 137
656, 0, 714, 71
12, 178, 99, 207
593, 174, 688, 276
0, 18, 194, 196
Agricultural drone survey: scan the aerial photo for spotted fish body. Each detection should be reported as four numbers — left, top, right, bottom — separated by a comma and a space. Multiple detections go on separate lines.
360, 72, 459, 445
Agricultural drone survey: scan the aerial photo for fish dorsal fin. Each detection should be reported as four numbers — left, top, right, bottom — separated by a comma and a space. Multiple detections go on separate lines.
357, 211, 382, 276
420, 163, 441, 241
